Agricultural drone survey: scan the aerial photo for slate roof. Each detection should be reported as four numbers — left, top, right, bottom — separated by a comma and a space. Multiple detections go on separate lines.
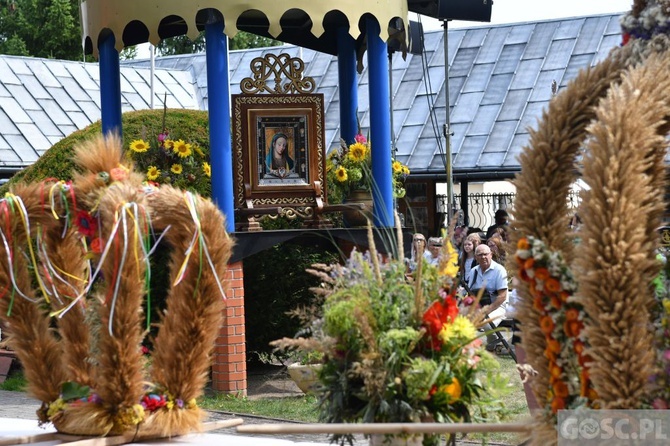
0, 12, 626, 181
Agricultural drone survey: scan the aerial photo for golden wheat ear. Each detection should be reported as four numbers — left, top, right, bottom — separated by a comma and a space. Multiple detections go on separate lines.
147, 186, 232, 402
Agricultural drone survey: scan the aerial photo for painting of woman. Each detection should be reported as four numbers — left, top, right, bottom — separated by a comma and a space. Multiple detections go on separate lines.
265, 132, 295, 178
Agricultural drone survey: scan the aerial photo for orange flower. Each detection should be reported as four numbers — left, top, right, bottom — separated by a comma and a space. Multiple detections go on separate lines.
553, 380, 569, 398
533, 296, 544, 311
540, 315, 555, 335
550, 363, 562, 380
564, 320, 582, 337
545, 277, 561, 293
551, 396, 566, 413
550, 295, 562, 309
535, 268, 550, 281
560, 291, 570, 302
547, 338, 561, 354
565, 308, 580, 321
520, 268, 531, 282
573, 340, 584, 356
517, 238, 530, 250
523, 257, 535, 270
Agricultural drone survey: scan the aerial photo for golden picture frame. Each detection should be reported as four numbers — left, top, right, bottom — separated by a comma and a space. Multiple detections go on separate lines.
232, 94, 326, 210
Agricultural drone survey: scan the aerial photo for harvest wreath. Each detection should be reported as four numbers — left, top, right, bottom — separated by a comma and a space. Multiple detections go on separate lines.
0, 135, 232, 437
512, 0, 670, 444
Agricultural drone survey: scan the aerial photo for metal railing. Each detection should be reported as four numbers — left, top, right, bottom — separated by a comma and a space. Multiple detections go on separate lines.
436, 191, 582, 231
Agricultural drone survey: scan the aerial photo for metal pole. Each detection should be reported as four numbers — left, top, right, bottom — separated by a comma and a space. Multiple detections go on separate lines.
442, 19, 454, 224
149, 44, 155, 109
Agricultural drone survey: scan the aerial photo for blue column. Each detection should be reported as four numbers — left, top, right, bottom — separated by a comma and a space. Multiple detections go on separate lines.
366, 18, 393, 228
205, 20, 235, 233
99, 34, 122, 138
337, 28, 358, 144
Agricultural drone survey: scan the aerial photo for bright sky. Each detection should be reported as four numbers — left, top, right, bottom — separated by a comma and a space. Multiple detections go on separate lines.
420, 0, 634, 30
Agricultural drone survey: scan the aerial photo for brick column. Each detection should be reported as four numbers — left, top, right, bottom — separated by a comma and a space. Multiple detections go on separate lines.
211, 260, 246, 395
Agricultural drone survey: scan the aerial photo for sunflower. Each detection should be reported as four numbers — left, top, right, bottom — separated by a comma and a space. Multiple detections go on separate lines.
347, 142, 367, 162
170, 164, 183, 175
202, 162, 211, 178
147, 166, 160, 181
335, 166, 348, 182
173, 139, 192, 158
130, 139, 150, 153
392, 160, 403, 173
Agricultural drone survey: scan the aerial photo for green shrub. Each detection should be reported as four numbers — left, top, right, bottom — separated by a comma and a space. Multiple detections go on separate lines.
243, 241, 339, 361
0, 109, 211, 196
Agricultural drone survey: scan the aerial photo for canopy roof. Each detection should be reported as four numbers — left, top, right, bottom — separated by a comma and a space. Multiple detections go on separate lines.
80, 0, 409, 57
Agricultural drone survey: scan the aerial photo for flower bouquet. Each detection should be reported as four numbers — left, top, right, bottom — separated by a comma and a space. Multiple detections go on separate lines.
272, 227, 506, 446
125, 114, 211, 196
326, 134, 409, 204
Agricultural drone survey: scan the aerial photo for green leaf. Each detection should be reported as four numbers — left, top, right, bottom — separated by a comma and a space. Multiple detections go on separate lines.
61, 381, 90, 401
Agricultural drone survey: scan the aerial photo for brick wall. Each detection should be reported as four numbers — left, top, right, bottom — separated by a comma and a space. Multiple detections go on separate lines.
211, 260, 246, 395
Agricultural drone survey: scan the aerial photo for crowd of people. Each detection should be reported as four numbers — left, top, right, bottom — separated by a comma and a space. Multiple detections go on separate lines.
407, 209, 512, 353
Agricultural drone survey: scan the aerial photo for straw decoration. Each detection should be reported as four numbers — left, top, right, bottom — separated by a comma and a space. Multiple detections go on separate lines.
0, 134, 232, 438
511, 44, 632, 433
574, 50, 670, 408
90, 185, 149, 432
146, 186, 231, 418
0, 183, 69, 404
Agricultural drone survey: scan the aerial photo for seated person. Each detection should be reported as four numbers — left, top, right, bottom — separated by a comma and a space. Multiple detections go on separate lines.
468, 244, 508, 350
424, 237, 443, 266
406, 233, 427, 273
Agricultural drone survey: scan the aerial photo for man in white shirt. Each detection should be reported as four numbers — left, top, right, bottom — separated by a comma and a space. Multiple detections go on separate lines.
468, 244, 507, 310
468, 244, 508, 351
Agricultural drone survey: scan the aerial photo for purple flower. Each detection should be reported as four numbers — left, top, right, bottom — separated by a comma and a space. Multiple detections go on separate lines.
176, 399, 184, 409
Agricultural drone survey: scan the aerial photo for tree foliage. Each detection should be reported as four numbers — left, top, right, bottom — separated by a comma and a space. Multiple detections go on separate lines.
157, 30, 281, 55
0, 0, 83, 60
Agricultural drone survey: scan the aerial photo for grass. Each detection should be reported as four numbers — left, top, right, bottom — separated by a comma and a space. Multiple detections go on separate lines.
0, 370, 26, 391
200, 393, 320, 422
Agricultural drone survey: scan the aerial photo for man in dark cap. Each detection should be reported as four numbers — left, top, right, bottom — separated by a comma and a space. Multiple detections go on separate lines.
486, 209, 509, 240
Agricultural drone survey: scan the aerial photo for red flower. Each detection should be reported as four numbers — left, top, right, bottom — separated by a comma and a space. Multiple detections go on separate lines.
74, 210, 97, 237
141, 394, 166, 411
90, 237, 103, 254
422, 296, 459, 349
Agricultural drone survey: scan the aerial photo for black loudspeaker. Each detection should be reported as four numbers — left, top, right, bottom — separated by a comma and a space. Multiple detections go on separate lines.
408, 0, 493, 23
407, 20, 423, 55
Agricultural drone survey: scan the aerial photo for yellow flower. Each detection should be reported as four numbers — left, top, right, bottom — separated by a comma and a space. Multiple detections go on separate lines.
193, 145, 204, 157
130, 139, 149, 153
402, 165, 410, 175
170, 164, 183, 174
439, 241, 459, 278
164, 139, 174, 150
173, 139, 192, 158
335, 166, 348, 182
392, 160, 403, 173
441, 377, 462, 402
147, 166, 160, 181
203, 162, 211, 178
47, 398, 67, 418
439, 315, 477, 343
348, 142, 367, 162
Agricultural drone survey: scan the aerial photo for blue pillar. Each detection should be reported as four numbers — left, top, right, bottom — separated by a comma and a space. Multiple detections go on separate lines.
205, 20, 235, 233
337, 28, 358, 145
366, 18, 393, 228
99, 34, 122, 138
